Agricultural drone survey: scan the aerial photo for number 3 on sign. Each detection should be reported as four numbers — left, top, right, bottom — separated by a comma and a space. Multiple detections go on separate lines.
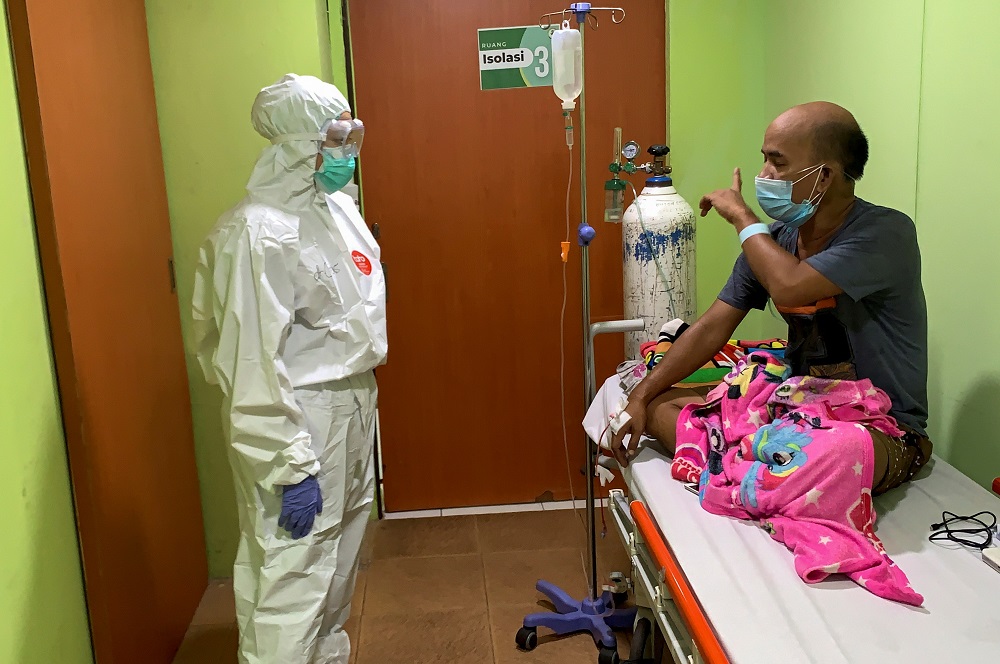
534, 46, 549, 78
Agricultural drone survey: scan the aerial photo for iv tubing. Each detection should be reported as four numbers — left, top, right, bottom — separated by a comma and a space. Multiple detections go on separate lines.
559, 144, 578, 514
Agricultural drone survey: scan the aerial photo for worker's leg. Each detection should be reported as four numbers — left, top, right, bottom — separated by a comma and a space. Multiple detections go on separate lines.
232, 510, 263, 664
223, 406, 274, 664
643, 386, 712, 456
228, 377, 373, 664
313, 372, 378, 664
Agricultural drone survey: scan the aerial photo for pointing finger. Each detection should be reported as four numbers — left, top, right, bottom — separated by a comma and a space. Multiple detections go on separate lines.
699, 195, 713, 217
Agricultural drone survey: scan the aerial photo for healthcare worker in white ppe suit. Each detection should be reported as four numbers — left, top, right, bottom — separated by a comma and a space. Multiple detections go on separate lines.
192, 73, 387, 664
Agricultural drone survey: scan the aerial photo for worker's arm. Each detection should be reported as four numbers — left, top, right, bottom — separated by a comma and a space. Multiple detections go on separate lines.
700, 168, 843, 308
193, 215, 320, 492
611, 300, 747, 451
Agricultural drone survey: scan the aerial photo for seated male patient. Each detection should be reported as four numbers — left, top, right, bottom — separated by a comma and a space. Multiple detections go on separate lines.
612, 101, 931, 495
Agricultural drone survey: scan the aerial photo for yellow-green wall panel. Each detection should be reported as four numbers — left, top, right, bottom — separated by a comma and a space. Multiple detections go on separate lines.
915, 0, 1000, 489
668, 0, 767, 339
0, 11, 93, 664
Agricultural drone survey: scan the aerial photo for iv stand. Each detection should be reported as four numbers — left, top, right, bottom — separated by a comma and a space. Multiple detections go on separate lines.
578, 5, 597, 604
517, 5, 643, 664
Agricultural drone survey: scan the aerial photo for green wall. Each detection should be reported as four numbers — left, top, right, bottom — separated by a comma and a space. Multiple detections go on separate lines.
668, 0, 768, 339
0, 12, 93, 664
764, 0, 924, 220
916, 0, 1000, 489
672, 0, 1000, 490
145, 0, 348, 576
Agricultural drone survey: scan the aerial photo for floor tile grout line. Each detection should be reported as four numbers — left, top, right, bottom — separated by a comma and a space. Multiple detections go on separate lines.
353, 560, 367, 664
474, 516, 501, 664
474, 513, 483, 553
380, 500, 611, 520
482, 551, 500, 664
352, 612, 363, 663
372, 544, 594, 563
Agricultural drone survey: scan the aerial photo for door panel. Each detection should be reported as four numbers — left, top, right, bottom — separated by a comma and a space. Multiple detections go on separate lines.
349, 0, 666, 511
7, 1, 207, 661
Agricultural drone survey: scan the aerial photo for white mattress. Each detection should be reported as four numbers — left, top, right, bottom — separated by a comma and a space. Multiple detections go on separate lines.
585, 376, 1000, 663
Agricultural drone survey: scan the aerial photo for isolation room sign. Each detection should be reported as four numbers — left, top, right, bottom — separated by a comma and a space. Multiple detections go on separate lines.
478, 26, 554, 91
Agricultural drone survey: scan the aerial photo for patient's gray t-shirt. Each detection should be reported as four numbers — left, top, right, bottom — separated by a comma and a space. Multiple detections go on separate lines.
718, 198, 929, 435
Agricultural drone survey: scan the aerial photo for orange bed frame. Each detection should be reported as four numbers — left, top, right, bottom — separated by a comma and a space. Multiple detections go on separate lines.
629, 501, 729, 664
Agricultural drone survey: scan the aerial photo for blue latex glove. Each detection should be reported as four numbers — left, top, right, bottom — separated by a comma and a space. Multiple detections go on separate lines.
279, 475, 323, 539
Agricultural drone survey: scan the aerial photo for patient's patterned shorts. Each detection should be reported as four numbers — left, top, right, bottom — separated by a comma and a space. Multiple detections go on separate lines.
869, 427, 933, 495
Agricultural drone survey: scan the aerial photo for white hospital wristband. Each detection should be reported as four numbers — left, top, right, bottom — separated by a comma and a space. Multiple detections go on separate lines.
738, 223, 770, 245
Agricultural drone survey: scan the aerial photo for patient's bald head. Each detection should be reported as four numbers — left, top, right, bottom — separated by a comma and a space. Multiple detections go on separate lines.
763, 102, 869, 184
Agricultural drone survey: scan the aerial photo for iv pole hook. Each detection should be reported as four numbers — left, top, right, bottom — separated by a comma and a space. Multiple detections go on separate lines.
539, 6, 625, 29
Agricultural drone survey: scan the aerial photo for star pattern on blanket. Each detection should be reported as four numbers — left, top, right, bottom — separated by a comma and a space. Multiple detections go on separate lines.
669, 353, 923, 606
805, 488, 824, 506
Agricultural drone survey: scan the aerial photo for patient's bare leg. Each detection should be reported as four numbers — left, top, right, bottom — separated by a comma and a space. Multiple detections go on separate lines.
644, 387, 711, 456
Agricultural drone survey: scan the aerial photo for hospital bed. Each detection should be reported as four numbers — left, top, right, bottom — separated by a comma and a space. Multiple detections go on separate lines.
585, 375, 1000, 664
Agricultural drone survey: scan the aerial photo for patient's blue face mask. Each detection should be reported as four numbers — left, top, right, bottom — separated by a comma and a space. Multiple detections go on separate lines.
755, 164, 826, 228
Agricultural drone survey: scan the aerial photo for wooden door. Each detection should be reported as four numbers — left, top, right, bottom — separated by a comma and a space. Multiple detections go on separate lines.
349, 0, 666, 512
7, 1, 207, 662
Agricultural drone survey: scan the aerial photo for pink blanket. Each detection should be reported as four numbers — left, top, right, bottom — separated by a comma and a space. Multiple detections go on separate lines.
672, 353, 923, 606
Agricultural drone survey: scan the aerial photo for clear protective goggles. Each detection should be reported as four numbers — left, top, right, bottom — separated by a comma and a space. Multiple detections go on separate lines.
270, 118, 365, 159
320, 118, 365, 159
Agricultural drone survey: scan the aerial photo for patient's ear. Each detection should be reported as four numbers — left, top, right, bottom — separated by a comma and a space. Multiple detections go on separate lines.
815, 165, 834, 193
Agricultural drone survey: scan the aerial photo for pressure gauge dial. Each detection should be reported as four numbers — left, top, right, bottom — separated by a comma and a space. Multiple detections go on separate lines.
622, 141, 640, 161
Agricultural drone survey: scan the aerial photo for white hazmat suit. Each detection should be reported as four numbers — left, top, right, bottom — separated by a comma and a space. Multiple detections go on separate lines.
192, 74, 387, 664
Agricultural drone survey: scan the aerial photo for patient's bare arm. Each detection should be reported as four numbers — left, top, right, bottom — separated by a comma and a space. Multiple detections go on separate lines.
611, 300, 747, 466
644, 386, 714, 455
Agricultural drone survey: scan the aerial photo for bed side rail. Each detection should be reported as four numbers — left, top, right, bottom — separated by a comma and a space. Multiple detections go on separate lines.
630, 500, 730, 664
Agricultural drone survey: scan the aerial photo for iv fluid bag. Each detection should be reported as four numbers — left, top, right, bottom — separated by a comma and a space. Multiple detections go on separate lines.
552, 24, 583, 110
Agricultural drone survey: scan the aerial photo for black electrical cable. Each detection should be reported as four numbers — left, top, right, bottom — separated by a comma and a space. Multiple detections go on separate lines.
928, 510, 997, 550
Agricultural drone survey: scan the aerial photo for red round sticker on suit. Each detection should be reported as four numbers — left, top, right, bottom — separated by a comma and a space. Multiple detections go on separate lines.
351, 251, 372, 275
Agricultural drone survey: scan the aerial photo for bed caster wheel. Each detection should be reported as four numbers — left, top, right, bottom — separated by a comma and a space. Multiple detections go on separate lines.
515, 626, 538, 651
612, 591, 629, 607
598, 646, 621, 664
630, 617, 652, 661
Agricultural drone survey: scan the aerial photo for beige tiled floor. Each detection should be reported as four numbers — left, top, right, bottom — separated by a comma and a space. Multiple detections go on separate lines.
172, 509, 650, 663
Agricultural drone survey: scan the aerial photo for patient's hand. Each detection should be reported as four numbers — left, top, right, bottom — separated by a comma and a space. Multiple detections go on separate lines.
699, 168, 758, 229
611, 401, 647, 468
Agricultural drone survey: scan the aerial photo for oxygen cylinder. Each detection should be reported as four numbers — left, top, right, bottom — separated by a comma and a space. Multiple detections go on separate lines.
621, 148, 696, 360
